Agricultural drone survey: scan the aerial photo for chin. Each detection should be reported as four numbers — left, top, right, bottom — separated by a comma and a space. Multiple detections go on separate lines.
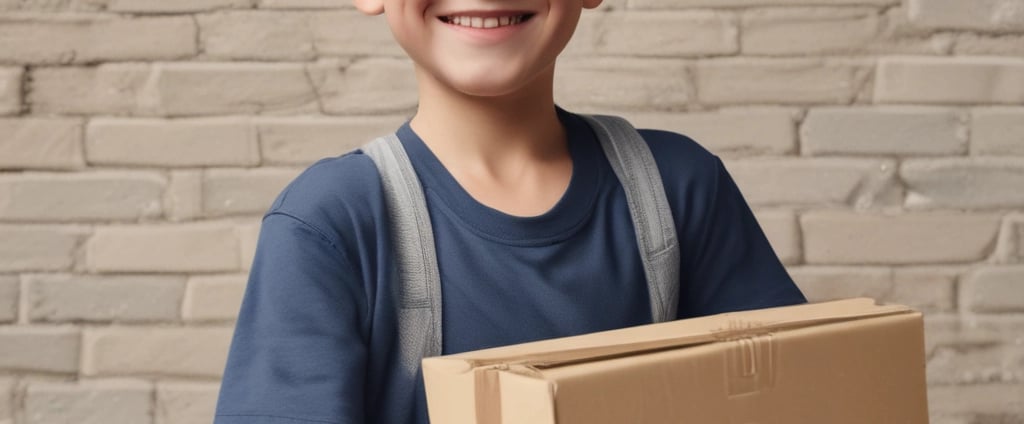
437, 63, 550, 99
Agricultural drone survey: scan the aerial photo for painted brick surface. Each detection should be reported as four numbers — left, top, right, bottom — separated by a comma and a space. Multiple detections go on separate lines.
0, 225, 89, 272
3, 1, 1023, 422
0, 118, 85, 170
0, 276, 16, 323
0, 14, 195, 64
155, 382, 219, 424
971, 108, 1024, 156
86, 224, 240, 273
82, 327, 232, 378
0, 172, 165, 222
803, 212, 1002, 264
182, 274, 246, 322
696, 58, 872, 105
0, 67, 22, 116
724, 158, 901, 208
86, 118, 260, 167
802, 107, 966, 156
24, 380, 152, 424
902, 158, 1024, 209
25, 274, 185, 323
623, 108, 797, 156
0, 327, 80, 373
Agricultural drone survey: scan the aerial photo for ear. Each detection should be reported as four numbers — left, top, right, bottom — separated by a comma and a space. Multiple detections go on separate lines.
582, 0, 603, 9
353, 0, 385, 15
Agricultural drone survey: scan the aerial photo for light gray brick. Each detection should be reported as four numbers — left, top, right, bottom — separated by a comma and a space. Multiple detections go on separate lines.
163, 170, 203, 222
963, 266, 1024, 313
258, 0, 347, 8
86, 224, 240, 273
954, 33, 1024, 57
554, 58, 691, 111
313, 58, 418, 115
203, 168, 300, 216
86, 117, 259, 167
1019, 221, 1024, 261
25, 379, 152, 424
29, 64, 149, 116
802, 107, 967, 156
890, 267, 959, 313
593, 11, 738, 57
994, 214, 1024, 265
238, 220, 260, 271
0, 67, 21, 116
802, 212, 1002, 264
790, 266, 892, 301
0, 326, 79, 373
0, 172, 165, 222
30, 63, 320, 117
723, 158, 901, 208
198, 10, 315, 60
25, 274, 185, 323
926, 316, 1024, 386
310, 11, 403, 56
156, 382, 219, 424
875, 57, 1024, 105
183, 274, 245, 322
94, 0, 253, 12
1, 0, 69, 10
751, 209, 801, 265
151, 63, 321, 116
631, 0, 897, 7
82, 327, 232, 377
902, 158, 1024, 209
257, 115, 406, 165
696, 58, 872, 105
0, 225, 88, 272
0, 13, 195, 64
972, 108, 1024, 156
789, 266, 956, 312
0, 118, 84, 170
908, 0, 1024, 31
0, 376, 12, 423
928, 385, 1023, 423
742, 7, 880, 55
0, 276, 16, 323
621, 108, 797, 157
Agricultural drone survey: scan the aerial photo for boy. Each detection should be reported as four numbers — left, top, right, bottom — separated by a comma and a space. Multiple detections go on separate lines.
214, 0, 806, 423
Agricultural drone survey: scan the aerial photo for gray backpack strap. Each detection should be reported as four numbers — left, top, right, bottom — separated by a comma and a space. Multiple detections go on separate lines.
581, 114, 681, 323
362, 134, 443, 377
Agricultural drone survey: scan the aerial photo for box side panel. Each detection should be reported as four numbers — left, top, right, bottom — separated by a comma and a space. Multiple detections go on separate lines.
545, 313, 929, 424
422, 358, 479, 424
499, 371, 557, 424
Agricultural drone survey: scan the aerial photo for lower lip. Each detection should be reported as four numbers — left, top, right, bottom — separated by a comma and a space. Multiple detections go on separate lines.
440, 19, 532, 44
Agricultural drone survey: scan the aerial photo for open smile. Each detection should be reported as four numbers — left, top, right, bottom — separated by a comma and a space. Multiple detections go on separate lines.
438, 13, 536, 29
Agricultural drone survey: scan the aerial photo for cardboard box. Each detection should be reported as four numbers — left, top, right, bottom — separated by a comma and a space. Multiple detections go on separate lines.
422, 298, 929, 424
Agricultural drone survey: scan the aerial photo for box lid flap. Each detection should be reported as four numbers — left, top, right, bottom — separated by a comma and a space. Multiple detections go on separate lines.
433, 298, 912, 370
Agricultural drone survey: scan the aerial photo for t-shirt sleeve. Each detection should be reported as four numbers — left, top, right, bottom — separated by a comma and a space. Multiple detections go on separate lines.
214, 212, 368, 424
678, 155, 807, 318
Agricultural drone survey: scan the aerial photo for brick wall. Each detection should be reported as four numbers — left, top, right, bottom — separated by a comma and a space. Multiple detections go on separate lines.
0, 0, 1022, 423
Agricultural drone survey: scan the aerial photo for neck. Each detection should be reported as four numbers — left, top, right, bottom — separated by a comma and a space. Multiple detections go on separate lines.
409, 65, 567, 170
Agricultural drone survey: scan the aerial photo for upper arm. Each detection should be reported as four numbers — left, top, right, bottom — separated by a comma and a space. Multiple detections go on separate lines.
678, 156, 806, 317
638, 129, 806, 318
214, 212, 369, 424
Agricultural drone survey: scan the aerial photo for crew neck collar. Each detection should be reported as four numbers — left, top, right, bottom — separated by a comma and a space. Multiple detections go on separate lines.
394, 107, 604, 246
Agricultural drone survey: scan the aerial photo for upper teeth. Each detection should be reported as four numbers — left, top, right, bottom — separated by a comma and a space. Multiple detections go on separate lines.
444, 15, 526, 28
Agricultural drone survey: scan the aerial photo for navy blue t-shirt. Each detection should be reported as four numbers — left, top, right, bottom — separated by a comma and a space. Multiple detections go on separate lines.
213, 109, 806, 424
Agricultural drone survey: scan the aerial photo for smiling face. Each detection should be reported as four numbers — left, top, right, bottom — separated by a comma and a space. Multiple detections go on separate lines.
354, 0, 602, 98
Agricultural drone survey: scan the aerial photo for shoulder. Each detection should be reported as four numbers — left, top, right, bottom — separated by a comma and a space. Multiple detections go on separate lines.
634, 127, 724, 189
265, 150, 386, 254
